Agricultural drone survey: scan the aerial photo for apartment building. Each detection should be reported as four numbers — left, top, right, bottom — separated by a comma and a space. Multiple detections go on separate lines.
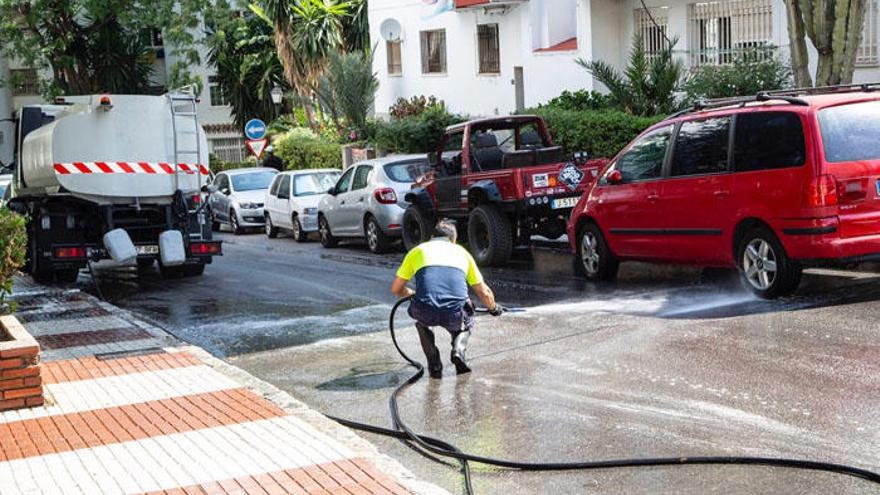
369, 0, 880, 117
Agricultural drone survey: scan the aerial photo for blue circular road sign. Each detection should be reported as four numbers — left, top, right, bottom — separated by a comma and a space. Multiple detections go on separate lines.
244, 119, 267, 140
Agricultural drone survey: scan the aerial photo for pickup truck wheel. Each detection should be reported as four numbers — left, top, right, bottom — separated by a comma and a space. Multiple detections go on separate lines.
737, 227, 801, 299
575, 223, 619, 281
402, 206, 432, 251
318, 215, 338, 248
265, 214, 279, 238
468, 205, 512, 266
366, 216, 391, 254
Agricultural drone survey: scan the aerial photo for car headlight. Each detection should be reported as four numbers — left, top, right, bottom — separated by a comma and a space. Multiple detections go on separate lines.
239, 202, 261, 209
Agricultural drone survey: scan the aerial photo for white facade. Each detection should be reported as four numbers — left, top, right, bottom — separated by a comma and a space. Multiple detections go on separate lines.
370, 0, 880, 119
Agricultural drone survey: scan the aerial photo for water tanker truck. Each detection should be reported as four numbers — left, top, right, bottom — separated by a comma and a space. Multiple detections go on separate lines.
5, 92, 221, 283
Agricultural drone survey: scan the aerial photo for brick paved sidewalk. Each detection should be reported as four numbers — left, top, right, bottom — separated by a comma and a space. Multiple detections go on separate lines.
1, 286, 448, 495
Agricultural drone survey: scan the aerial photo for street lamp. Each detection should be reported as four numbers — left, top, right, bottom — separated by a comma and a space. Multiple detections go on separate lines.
270, 85, 283, 118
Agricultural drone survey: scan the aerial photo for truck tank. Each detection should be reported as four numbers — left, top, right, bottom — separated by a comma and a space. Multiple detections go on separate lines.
19, 94, 209, 205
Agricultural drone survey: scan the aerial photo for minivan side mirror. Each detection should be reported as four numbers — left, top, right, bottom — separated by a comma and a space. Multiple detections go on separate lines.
606, 170, 623, 185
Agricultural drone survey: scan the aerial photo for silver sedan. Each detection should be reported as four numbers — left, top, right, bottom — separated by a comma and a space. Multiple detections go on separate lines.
208, 168, 278, 235
317, 155, 430, 253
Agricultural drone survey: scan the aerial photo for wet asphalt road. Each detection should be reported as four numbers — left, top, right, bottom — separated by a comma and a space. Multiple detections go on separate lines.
83, 230, 880, 495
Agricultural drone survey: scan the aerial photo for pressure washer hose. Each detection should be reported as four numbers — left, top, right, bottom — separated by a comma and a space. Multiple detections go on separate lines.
328, 297, 880, 495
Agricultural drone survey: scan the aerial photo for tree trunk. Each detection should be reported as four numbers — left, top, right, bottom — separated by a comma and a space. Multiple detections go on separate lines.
840, 0, 869, 83
786, 0, 813, 86
792, 0, 868, 87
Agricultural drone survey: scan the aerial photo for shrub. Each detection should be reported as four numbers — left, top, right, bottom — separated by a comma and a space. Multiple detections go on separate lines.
274, 127, 343, 170
389, 95, 445, 119
372, 107, 466, 154
532, 107, 663, 159
315, 50, 378, 133
540, 90, 611, 112
683, 52, 792, 102
0, 209, 27, 314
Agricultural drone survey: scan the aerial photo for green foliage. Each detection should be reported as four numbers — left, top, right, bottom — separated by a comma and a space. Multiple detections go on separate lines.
341, 0, 368, 52
389, 95, 446, 119
314, 50, 378, 133
0, 209, 27, 314
576, 35, 684, 116
531, 106, 663, 159
540, 90, 611, 112
206, 4, 287, 129
682, 52, 792, 102
209, 156, 259, 173
274, 127, 343, 169
0, 0, 212, 96
371, 107, 466, 154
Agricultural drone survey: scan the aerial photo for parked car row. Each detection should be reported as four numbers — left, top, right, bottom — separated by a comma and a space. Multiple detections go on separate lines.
207, 86, 880, 299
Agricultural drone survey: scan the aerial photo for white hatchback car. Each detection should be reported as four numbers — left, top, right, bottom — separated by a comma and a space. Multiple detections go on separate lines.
264, 168, 341, 241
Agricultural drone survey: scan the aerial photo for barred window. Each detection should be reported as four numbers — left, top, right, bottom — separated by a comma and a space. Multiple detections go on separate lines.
420, 30, 447, 74
208, 75, 229, 107
10, 69, 39, 97
209, 136, 246, 163
634, 7, 669, 57
478, 24, 500, 74
687, 0, 773, 67
858, 0, 879, 66
387, 41, 402, 75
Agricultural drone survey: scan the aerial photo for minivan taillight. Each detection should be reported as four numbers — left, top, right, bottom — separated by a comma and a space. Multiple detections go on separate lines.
374, 188, 397, 204
804, 174, 838, 207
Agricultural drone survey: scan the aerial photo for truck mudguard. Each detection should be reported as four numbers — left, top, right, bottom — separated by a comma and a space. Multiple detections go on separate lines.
404, 188, 435, 211
468, 180, 502, 205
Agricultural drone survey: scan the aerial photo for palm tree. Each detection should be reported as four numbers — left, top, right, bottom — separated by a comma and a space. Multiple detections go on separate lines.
256, 0, 349, 129
576, 35, 684, 116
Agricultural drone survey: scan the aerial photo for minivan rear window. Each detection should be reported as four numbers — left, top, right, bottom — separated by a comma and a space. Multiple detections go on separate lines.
733, 112, 805, 172
384, 160, 430, 183
818, 101, 880, 162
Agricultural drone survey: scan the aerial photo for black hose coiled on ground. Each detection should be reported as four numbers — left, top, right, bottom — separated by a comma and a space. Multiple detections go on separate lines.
329, 297, 880, 494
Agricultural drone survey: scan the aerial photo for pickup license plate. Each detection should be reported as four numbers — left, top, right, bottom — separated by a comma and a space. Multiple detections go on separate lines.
551, 197, 579, 209
136, 245, 159, 255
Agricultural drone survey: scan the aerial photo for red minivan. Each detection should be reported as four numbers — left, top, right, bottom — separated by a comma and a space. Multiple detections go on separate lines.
567, 87, 880, 298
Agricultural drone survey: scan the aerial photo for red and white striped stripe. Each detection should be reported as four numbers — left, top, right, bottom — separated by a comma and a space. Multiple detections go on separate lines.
53, 162, 209, 176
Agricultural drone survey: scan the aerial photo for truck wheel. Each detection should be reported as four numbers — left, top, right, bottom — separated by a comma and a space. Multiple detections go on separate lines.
467, 205, 513, 266
160, 263, 205, 279
575, 223, 619, 281
365, 216, 392, 254
230, 210, 243, 235
737, 227, 801, 299
28, 229, 54, 284
318, 215, 338, 248
402, 206, 432, 251
265, 214, 279, 238
292, 216, 308, 242
55, 269, 80, 284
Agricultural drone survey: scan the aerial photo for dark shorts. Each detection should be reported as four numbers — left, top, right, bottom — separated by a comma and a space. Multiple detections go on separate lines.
408, 300, 474, 335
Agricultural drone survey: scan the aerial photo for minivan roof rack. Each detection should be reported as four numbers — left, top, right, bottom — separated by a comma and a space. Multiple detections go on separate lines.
664, 92, 809, 120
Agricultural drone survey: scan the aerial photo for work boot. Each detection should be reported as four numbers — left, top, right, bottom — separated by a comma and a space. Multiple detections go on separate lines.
416, 324, 443, 379
450, 331, 471, 375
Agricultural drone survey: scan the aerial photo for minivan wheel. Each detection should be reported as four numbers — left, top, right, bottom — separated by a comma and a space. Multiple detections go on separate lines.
318, 215, 338, 248
366, 216, 391, 254
292, 216, 307, 242
402, 206, 432, 251
265, 214, 279, 238
467, 204, 513, 266
575, 223, 619, 281
737, 227, 801, 299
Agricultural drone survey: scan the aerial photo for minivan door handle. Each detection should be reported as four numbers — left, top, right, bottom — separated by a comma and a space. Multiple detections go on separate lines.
714, 190, 730, 199
646, 194, 659, 203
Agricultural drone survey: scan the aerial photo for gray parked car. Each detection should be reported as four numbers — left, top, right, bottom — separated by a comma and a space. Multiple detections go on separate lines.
208, 167, 278, 235
317, 155, 431, 253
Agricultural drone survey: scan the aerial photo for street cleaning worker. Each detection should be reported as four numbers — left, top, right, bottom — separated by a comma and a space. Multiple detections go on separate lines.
391, 219, 502, 378
261, 145, 284, 172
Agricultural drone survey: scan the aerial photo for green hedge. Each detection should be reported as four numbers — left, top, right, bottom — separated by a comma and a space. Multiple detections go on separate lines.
274, 127, 343, 170
369, 107, 466, 154
0, 209, 27, 314
532, 107, 664, 159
